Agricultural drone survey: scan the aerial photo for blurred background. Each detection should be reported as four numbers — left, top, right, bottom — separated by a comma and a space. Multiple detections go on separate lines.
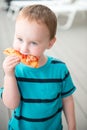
0, 0, 87, 129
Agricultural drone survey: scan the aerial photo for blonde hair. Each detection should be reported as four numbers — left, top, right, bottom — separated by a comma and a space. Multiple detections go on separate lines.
16, 4, 57, 40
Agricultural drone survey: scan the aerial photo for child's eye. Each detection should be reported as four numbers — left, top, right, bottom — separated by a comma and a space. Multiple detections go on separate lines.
31, 42, 38, 45
18, 38, 22, 41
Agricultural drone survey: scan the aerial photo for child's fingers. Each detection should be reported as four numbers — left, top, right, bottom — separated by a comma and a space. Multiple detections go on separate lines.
4, 55, 20, 64
3, 55, 20, 71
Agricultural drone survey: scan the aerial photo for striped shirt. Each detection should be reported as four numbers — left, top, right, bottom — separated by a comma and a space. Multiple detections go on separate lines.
0, 56, 76, 130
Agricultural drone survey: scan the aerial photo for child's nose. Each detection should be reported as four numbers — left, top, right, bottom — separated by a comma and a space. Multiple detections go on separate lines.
21, 44, 29, 55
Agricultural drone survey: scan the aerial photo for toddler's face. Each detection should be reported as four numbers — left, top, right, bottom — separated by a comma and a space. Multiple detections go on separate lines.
13, 19, 54, 59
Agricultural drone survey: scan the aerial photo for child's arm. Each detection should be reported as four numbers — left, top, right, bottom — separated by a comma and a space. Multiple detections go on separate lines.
62, 95, 76, 130
2, 55, 20, 109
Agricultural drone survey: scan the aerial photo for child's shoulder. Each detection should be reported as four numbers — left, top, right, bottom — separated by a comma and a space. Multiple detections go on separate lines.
48, 56, 65, 65
49, 56, 65, 64
48, 56, 69, 71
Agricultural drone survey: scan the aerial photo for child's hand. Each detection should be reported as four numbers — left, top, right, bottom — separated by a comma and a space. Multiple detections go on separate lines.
3, 55, 20, 76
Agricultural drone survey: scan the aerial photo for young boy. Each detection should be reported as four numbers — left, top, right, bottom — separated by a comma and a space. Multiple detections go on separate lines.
0, 4, 76, 130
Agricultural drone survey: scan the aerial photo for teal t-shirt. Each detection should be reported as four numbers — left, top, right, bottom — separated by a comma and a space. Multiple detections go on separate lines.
0, 56, 76, 130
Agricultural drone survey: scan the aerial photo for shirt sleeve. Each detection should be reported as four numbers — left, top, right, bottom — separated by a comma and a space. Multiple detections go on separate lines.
0, 87, 4, 99
61, 64, 76, 98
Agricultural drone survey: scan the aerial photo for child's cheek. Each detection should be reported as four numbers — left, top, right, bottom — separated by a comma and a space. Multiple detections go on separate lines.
13, 42, 20, 51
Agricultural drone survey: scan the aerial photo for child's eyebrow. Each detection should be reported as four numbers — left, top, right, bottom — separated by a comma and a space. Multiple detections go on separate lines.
29, 40, 41, 44
15, 34, 22, 38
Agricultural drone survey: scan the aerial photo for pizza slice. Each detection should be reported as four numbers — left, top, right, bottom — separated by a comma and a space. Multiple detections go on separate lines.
3, 48, 39, 68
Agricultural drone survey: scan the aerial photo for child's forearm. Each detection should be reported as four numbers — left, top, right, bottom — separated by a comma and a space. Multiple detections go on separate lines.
3, 74, 20, 109
62, 96, 76, 130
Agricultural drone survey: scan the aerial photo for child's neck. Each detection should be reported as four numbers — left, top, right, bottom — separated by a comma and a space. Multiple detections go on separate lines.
39, 55, 48, 67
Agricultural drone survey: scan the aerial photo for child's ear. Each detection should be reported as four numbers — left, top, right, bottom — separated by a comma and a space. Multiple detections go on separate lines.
47, 37, 56, 49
